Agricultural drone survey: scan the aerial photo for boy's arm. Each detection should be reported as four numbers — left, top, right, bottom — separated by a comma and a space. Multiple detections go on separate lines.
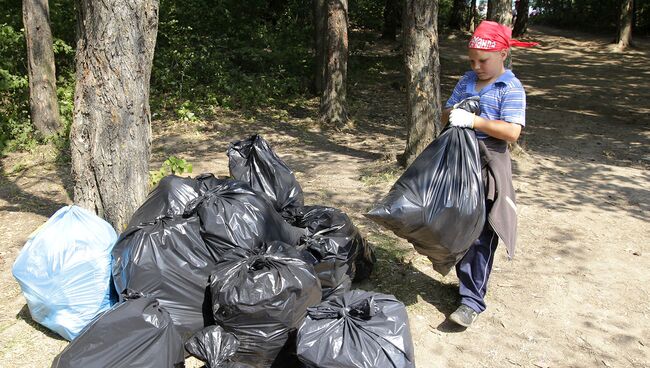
473, 117, 522, 142
451, 84, 525, 142
449, 109, 522, 142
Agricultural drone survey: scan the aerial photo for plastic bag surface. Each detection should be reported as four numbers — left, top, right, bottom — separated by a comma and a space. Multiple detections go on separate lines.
51, 294, 185, 368
288, 205, 375, 288
296, 290, 415, 368
12, 205, 117, 341
185, 179, 303, 261
128, 174, 228, 228
185, 326, 240, 368
228, 134, 304, 214
112, 215, 217, 339
128, 175, 201, 228
366, 98, 484, 275
210, 244, 321, 368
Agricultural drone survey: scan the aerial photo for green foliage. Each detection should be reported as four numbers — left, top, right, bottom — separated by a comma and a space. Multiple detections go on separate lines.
151, 0, 313, 111
0, 23, 30, 152
530, 0, 650, 34
149, 156, 194, 187
349, 0, 386, 29
0, 0, 75, 153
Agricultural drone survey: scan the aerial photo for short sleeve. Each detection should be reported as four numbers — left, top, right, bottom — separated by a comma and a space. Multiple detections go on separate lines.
445, 75, 469, 109
499, 85, 526, 126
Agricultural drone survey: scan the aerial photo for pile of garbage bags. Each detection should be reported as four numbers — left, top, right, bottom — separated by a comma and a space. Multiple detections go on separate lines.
12, 134, 417, 368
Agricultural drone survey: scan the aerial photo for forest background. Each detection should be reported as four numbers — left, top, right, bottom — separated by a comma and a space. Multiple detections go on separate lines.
2, 0, 650, 155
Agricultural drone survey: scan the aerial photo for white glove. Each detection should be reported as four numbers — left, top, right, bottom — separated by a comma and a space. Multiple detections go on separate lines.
449, 108, 476, 129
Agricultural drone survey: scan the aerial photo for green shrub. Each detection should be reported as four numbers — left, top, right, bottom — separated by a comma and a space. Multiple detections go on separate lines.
149, 155, 194, 188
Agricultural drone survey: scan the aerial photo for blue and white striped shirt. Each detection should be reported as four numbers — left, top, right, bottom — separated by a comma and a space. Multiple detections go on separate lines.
445, 69, 526, 140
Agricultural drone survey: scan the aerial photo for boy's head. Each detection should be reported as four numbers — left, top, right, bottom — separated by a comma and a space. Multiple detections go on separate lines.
468, 48, 508, 82
467, 21, 538, 81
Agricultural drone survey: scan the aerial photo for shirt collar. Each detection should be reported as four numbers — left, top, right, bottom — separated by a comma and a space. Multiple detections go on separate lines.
468, 69, 514, 86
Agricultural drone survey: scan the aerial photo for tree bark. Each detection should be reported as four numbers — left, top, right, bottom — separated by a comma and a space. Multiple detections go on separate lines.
313, 0, 327, 95
71, 0, 159, 231
401, 0, 441, 167
616, 0, 633, 50
468, 0, 478, 32
382, 0, 401, 40
23, 0, 61, 136
448, 0, 466, 30
487, 0, 512, 26
512, 0, 530, 37
487, 0, 513, 68
319, 0, 348, 129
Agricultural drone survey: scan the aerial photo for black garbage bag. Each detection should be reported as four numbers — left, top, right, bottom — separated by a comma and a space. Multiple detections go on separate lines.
288, 206, 375, 285
112, 215, 217, 340
128, 175, 201, 228
51, 294, 185, 368
296, 237, 352, 301
227, 134, 304, 214
210, 244, 321, 368
366, 98, 484, 275
196, 173, 229, 195
184, 179, 304, 261
127, 173, 228, 228
296, 290, 415, 368
185, 326, 240, 368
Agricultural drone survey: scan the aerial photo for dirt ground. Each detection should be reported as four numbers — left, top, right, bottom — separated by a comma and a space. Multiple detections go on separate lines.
1, 26, 649, 368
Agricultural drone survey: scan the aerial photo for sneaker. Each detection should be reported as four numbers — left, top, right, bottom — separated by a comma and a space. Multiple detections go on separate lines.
449, 305, 478, 327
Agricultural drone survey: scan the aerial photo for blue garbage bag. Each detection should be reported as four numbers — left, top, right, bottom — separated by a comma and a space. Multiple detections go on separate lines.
12, 205, 118, 341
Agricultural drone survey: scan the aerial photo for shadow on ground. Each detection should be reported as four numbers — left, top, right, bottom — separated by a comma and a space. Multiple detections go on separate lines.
16, 304, 67, 341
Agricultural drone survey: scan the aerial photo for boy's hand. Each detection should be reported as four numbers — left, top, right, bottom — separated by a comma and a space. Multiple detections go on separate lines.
449, 109, 476, 129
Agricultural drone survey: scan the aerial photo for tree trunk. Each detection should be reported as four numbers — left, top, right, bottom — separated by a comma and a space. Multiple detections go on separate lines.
448, 0, 466, 30
468, 0, 477, 32
512, 0, 530, 37
616, 0, 633, 50
313, 0, 327, 95
319, 0, 348, 129
487, 0, 513, 68
401, 0, 441, 167
71, 0, 159, 231
487, 0, 512, 26
23, 0, 61, 136
382, 0, 401, 40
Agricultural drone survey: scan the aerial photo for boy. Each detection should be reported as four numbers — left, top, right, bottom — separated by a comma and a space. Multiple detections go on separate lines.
443, 21, 537, 327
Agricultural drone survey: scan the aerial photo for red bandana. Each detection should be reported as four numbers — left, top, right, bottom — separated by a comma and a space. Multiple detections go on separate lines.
468, 21, 539, 51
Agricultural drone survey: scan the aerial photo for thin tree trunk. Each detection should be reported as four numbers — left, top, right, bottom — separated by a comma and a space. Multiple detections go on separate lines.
487, 0, 513, 68
512, 0, 530, 37
401, 0, 441, 167
487, 0, 512, 26
382, 0, 400, 40
616, 0, 633, 50
23, 0, 61, 136
319, 0, 348, 129
468, 0, 477, 32
448, 0, 466, 30
71, 0, 159, 231
313, 0, 327, 94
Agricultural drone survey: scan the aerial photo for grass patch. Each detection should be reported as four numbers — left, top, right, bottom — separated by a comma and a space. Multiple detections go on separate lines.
359, 166, 402, 186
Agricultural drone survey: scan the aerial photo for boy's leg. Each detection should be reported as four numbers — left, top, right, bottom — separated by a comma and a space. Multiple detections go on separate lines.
454, 225, 499, 315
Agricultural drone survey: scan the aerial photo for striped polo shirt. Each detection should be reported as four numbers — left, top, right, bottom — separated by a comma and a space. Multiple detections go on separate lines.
445, 69, 526, 140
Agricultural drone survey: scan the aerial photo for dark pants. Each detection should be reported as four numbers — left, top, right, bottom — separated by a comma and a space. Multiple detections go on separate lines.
455, 223, 499, 314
